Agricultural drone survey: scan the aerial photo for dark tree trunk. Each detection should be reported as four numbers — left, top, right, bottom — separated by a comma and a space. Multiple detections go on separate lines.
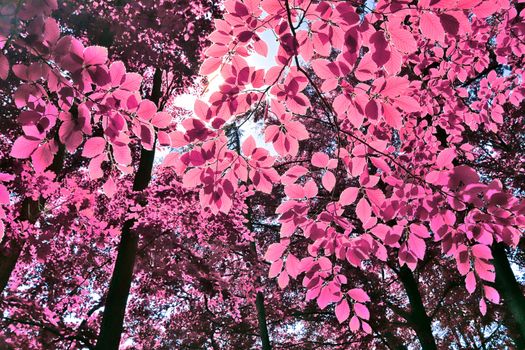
397, 266, 437, 350
256, 291, 271, 350
0, 142, 64, 295
0, 238, 24, 293
492, 242, 525, 349
0, 197, 37, 293
95, 68, 162, 350
94, 221, 139, 350
229, 122, 273, 350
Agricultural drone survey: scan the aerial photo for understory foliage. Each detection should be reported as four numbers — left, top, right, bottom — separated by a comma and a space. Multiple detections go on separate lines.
0, 0, 524, 349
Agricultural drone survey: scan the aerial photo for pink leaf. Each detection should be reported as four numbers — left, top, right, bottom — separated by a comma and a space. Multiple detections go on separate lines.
479, 299, 487, 315
285, 254, 301, 279
0, 54, 8, 80
472, 244, 492, 260
113, 144, 132, 165
354, 53, 377, 81
103, 177, 116, 197
317, 285, 334, 309
312, 59, 337, 79
312, 152, 330, 168
436, 148, 456, 169
82, 137, 106, 158
335, 299, 350, 323
199, 57, 222, 75
281, 165, 308, 185
349, 315, 360, 332
388, 25, 417, 53
194, 99, 212, 121
139, 124, 155, 150
382, 103, 402, 129
362, 321, 372, 334
59, 121, 83, 152
0, 173, 14, 182
354, 303, 370, 320
121, 73, 142, 91
137, 100, 157, 121
157, 131, 171, 146
474, 259, 495, 282
269, 259, 283, 278
277, 271, 290, 289
339, 187, 359, 206
472, 1, 499, 18
264, 243, 287, 262
32, 142, 56, 173
109, 61, 126, 86
284, 184, 305, 199
356, 198, 372, 224
10, 136, 40, 159
242, 136, 257, 156
465, 271, 476, 294
0, 185, 9, 205
408, 234, 426, 260
151, 112, 172, 129
254, 38, 269, 57
322, 171, 336, 191
420, 12, 445, 42
83, 46, 108, 66
303, 180, 318, 198
484, 286, 500, 304
348, 288, 370, 303
89, 154, 106, 179
285, 120, 309, 140
395, 96, 420, 113
410, 224, 430, 239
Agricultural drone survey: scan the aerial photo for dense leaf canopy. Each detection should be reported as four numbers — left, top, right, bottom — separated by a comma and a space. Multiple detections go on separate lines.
0, 0, 524, 349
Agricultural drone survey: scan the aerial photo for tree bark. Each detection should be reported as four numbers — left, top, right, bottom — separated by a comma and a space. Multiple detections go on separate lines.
492, 242, 525, 349
256, 291, 271, 350
0, 237, 24, 294
0, 141, 64, 295
229, 123, 273, 350
95, 68, 162, 350
0, 197, 38, 293
94, 220, 139, 350
397, 266, 437, 350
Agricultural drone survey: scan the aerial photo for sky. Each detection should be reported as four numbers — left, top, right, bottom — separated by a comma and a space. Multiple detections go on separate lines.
172, 28, 279, 154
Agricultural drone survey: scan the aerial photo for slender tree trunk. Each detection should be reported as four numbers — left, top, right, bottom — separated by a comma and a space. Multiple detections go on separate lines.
256, 291, 271, 350
492, 242, 525, 349
0, 140, 64, 295
229, 123, 273, 350
95, 68, 162, 350
0, 238, 24, 293
397, 266, 437, 350
0, 197, 37, 293
94, 220, 139, 350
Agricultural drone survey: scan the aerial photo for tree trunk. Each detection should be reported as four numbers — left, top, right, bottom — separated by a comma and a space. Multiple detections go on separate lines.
94, 220, 139, 350
0, 197, 38, 293
492, 242, 525, 349
229, 122, 273, 350
0, 238, 24, 293
256, 291, 271, 350
397, 266, 437, 350
0, 141, 64, 295
95, 68, 162, 350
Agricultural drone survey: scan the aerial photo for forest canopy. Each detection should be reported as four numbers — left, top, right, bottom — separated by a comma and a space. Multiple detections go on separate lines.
0, 0, 525, 349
